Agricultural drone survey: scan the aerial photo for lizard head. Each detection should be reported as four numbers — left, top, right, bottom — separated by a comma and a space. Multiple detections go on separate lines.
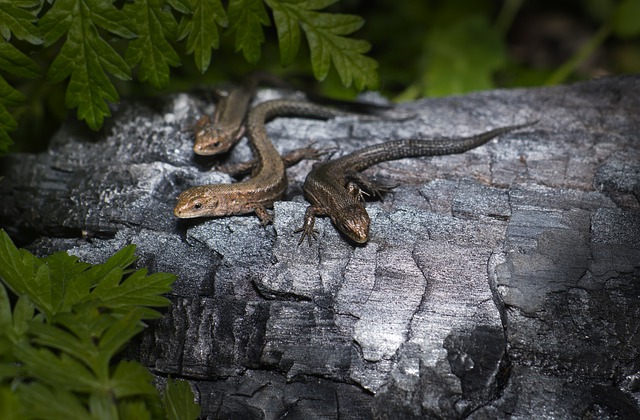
174, 185, 230, 218
331, 203, 370, 244
193, 117, 239, 156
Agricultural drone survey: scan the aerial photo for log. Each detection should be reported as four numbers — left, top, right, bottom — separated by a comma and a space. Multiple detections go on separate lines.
1, 76, 639, 418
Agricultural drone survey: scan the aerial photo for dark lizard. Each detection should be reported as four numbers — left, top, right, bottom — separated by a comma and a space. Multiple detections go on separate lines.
297, 121, 537, 244
174, 99, 358, 223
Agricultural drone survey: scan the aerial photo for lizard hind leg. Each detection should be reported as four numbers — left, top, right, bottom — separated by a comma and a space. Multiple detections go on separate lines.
254, 206, 274, 225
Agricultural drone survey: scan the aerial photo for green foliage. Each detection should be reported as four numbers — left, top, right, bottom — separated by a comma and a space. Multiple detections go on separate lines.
612, 0, 640, 37
0, 0, 378, 156
0, 0, 41, 155
423, 15, 505, 97
266, 0, 378, 89
361, 0, 640, 100
386, 2, 507, 100
124, 0, 182, 89
41, 0, 135, 130
164, 378, 202, 420
0, 229, 200, 419
178, 0, 228, 72
228, 0, 271, 63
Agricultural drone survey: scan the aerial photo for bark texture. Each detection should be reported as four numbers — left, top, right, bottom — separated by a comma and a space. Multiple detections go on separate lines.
1, 76, 639, 419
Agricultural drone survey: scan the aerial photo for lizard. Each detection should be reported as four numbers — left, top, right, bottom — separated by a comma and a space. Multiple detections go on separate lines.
192, 74, 259, 156
193, 72, 390, 158
296, 121, 537, 244
174, 99, 360, 223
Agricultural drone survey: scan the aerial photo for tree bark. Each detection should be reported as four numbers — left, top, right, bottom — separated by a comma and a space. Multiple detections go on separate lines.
1, 76, 639, 419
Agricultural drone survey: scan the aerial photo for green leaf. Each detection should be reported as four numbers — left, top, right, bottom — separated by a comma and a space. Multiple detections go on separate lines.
0, 38, 39, 77
164, 378, 201, 420
77, 244, 137, 289
0, 230, 33, 293
42, 251, 90, 313
119, 401, 152, 420
0, 103, 16, 155
0, 386, 25, 420
0, 282, 11, 328
124, 0, 181, 89
613, 0, 640, 38
266, 0, 378, 90
39, 0, 73, 47
60, 244, 136, 310
269, 0, 298, 66
18, 382, 91, 419
88, 268, 175, 318
0, 100, 17, 131
110, 361, 157, 398
40, 0, 132, 130
167, 0, 194, 14
88, 393, 119, 420
0, 286, 22, 381
0, 237, 196, 415
31, 263, 54, 317
227, 0, 271, 64
178, 0, 228, 73
0, 230, 55, 318
28, 314, 101, 373
0, 76, 25, 107
17, 341, 101, 392
0, 286, 34, 373
0, 0, 43, 44
88, 0, 137, 39
12, 294, 35, 336
424, 15, 505, 96
98, 310, 145, 363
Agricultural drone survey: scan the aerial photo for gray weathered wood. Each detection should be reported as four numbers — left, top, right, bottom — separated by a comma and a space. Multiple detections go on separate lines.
1, 76, 639, 418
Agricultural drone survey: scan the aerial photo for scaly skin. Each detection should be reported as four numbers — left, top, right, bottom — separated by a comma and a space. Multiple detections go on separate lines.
175, 100, 353, 223
298, 121, 537, 244
192, 73, 388, 157
192, 76, 258, 156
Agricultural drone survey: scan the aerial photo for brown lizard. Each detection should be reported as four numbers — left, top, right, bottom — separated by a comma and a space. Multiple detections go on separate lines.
192, 76, 258, 156
193, 73, 389, 158
297, 121, 537, 244
175, 100, 357, 223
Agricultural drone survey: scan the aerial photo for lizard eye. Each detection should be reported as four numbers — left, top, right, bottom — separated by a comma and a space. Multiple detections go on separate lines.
193, 202, 202, 210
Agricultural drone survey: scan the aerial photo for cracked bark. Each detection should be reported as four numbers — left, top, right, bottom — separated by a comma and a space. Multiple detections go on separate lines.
1, 76, 639, 419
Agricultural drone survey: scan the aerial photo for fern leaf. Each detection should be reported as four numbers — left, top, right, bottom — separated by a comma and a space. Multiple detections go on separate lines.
0, 0, 42, 44
125, 0, 182, 89
178, 0, 228, 73
0, 38, 39, 153
228, 0, 271, 64
265, 0, 378, 90
0, 101, 16, 155
40, 0, 133, 130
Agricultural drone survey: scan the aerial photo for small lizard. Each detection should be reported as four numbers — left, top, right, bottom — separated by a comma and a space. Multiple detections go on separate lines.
174, 100, 356, 223
297, 121, 537, 244
193, 73, 390, 157
193, 75, 258, 156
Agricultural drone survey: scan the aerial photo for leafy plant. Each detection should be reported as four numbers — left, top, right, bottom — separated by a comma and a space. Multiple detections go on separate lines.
361, 0, 640, 100
0, 229, 200, 419
0, 0, 378, 156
